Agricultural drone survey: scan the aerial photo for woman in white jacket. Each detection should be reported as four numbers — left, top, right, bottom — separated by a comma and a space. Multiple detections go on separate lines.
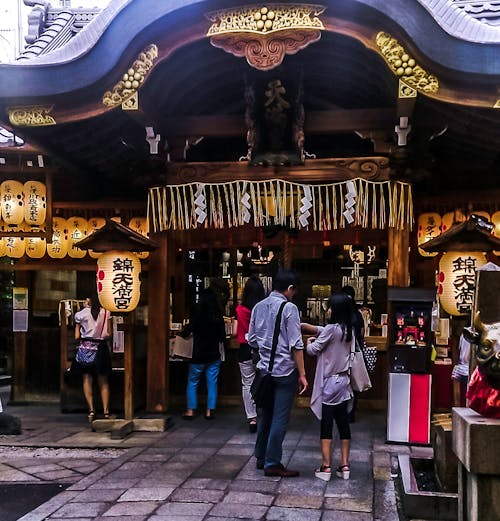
302, 292, 353, 481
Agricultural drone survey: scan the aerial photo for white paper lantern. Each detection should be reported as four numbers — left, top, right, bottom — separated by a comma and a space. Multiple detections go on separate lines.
128, 216, 149, 259
438, 251, 487, 316
87, 217, 106, 259
3, 225, 25, 258
23, 181, 46, 226
25, 224, 46, 259
47, 217, 68, 258
97, 251, 141, 312
417, 213, 441, 257
441, 211, 465, 234
1, 180, 24, 226
67, 216, 88, 258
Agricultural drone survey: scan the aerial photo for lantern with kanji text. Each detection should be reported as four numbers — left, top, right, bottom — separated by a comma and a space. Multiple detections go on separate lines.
96, 251, 141, 312
1, 180, 24, 226
417, 213, 441, 257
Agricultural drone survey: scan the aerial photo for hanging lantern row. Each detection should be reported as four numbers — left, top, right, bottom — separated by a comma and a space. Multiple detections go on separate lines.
0, 216, 149, 259
417, 211, 500, 257
0, 180, 46, 227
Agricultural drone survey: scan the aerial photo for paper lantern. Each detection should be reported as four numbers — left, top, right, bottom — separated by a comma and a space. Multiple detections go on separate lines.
128, 216, 149, 259
47, 217, 68, 259
23, 181, 46, 226
441, 211, 465, 233
67, 216, 88, 258
417, 213, 441, 257
1, 180, 24, 226
87, 217, 106, 258
438, 251, 487, 316
25, 224, 46, 258
97, 251, 141, 312
3, 225, 25, 258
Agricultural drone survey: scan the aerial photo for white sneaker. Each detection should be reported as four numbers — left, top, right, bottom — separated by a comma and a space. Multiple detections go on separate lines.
336, 465, 350, 480
315, 465, 332, 481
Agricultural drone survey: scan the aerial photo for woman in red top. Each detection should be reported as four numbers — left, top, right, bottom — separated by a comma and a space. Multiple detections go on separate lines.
234, 276, 265, 432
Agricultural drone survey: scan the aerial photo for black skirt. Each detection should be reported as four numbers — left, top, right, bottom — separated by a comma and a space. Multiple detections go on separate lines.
71, 340, 112, 376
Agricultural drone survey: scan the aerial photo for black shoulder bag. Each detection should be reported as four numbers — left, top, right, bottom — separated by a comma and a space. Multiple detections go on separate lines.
250, 301, 287, 408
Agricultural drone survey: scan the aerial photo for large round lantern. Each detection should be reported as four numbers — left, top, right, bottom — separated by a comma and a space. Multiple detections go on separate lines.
87, 217, 106, 259
23, 181, 46, 226
128, 217, 149, 260
67, 216, 88, 258
25, 224, 46, 259
97, 251, 141, 312
438, 251, 487, 316
47, 217, 68, 259
1, 180, 24, 226
417, 213, 441, 257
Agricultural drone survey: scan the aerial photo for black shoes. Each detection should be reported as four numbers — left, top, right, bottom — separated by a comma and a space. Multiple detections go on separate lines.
256, 459, 264, 470
263, 463, 300, 478
204, 410, 215, 420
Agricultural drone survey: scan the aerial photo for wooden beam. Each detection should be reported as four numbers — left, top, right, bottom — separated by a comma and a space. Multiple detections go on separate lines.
161, 108, 395, 138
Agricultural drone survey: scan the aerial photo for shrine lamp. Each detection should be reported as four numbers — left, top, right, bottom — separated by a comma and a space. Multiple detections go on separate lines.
420, 215, 500, 316
74, 219, 158, 312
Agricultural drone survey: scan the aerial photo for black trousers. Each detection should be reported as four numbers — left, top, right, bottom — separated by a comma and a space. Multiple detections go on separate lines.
320, 400, 351, 440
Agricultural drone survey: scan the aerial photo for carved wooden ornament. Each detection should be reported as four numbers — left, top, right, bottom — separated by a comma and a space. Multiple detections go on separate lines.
206, 4, 325, 71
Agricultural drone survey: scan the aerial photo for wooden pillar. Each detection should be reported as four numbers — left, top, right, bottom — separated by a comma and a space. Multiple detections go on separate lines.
12, 271, 30, 402
282, 232, 292, 269
123, 312, 135, 420
146, 233, 169, 412
387, 227, 410, 287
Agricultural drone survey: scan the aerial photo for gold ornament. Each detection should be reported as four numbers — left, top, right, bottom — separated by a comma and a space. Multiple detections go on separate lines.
376, 32, 439, 94
7, 106, 56, 127
102, 44, 158, 109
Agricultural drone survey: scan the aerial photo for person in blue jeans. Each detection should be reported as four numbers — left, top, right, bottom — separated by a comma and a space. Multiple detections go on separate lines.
248, 270, 308, 477
181, 288, 226, 420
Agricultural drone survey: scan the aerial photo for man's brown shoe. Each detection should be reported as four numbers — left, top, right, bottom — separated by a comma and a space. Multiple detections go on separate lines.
264, 464, 299, 477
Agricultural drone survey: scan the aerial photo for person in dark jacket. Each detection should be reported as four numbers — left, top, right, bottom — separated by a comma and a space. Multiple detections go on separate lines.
182, 288, 226, 420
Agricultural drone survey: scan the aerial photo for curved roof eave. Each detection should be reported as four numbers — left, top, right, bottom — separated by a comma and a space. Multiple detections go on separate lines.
0, 0, 498, 101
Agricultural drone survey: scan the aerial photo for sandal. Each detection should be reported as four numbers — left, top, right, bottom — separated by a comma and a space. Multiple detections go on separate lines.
248, 418, 257, 433
87, 411, 95, 423
336, 465, 350, 480
315, 464, 332, 481
181, 411, 196, 420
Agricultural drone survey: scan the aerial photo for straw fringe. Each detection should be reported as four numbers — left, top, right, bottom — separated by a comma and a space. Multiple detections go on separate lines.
148, 179, 413, 233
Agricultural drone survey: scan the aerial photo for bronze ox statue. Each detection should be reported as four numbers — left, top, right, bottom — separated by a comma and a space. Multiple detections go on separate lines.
464, 313, 500, 418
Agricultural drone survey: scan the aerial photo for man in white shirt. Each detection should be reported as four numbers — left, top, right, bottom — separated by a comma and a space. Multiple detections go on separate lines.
248, 270, 308, 477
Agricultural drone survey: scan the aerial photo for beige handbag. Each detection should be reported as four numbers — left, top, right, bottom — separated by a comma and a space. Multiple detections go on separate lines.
349, 335, 372, 392
173, 334, 193, 359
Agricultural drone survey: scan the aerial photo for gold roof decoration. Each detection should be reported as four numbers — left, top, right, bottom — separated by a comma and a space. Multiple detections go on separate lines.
376, 32, 439, 94
206, 4, 325, 71
102, 44, 158, 109
7, 106, 56, 127
206, 4, 325, 36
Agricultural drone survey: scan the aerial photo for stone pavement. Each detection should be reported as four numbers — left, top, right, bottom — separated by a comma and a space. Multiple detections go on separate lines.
0, 403, 429, 521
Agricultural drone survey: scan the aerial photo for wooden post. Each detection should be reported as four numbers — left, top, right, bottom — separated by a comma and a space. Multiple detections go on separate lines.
12, 272, 30, 402
123, 312, 135, 420
146, 233, 169, 412
282, 232, 292, 269
387, 227, 410, 287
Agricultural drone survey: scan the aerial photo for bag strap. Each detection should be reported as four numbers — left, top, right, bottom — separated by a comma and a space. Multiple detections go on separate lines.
268, 301, 287, 372
97, 310, 108, 338
348, 329, 356, 372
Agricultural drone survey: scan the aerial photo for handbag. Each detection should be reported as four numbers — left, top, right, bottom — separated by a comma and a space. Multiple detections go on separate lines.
75, 311, 108, 367
250, 301, 287, 408
349, 334, 372, 392
173, 334, 193, 359
362, 345, 377, 374
75, 339, 100, 365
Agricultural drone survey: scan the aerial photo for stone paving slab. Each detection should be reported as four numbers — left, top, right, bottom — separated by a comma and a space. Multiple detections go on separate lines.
3, 404, 415, 521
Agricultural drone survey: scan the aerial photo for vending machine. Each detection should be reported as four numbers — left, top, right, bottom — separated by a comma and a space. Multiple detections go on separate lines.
387, 288, 435, 444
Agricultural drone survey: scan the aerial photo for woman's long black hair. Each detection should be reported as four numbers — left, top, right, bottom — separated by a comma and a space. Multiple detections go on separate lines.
328, 292, 353, 342
89, 295, 101, 321
241, 276, 265, 310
